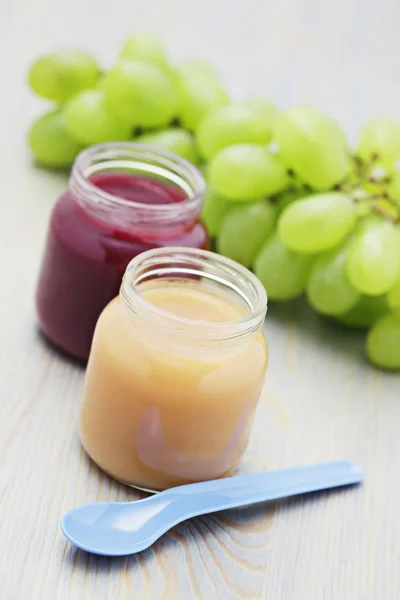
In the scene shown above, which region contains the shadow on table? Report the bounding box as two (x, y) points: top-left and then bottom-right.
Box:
(35, 327), (87, 370)
(267, 296), (368, 365)
(62, 526), (181, 572)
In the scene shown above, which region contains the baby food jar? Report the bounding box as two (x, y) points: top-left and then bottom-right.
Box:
(80, 247), (268, 491)
(36, 143), (207, 360)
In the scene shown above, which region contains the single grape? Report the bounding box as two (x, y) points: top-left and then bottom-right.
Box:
(358, 117), (400, 166)
(306, 243), (360, 315)
(136, 129), (198, 164)
(28, 111), (83, 168)
(254, 233), (314, 300)
(120, 33), (168, 70)
(366, 313), (400, 370)
(346, 217), (400, 296)
(201, 189), (233, 237)
(175, 59), (219, 82)
(273, 105), (350, 189)
(28, 50), (99, 103)
(196, 104), (272, 160)
(177, 72), (229, 131)
(388, 276), (400, 312)
(104, 60), (179, 127)
(336, 295), (389, 329)
(278, 192), (356, 254)
(242, 99), (278, 129)
(209, 145), (289, 202)
(217, 201), (276, 267)
(280, 104), (346, 146)
(63, 89), (131, 145)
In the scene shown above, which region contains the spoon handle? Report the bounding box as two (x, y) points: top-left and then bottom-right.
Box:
(164, 461), (362, 517)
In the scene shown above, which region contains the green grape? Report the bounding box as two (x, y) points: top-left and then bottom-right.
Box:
(201, 189), (233, 237)
(136, 129), (198, 164)
(254, 233), (314, 300)
(175, 59), (219, 81)
(358, 117), (400, 166)
(388, 276), (400, 312)
(217, 201), (276, 267)
(346, 217), (400, 296)
(177, 72), (229, 131)
(209, 145), (289, 202)
(28, 111), (83, 168)
(63, 89), (131, 145)
(306, 243), (360, 315)
(196, 104), (272, 160)
(336, 294), (389, 329)
(104, 60), (179, 127)
(242, 99), (278, 129)
(120, 33), (168, 70)
(28, 50), (99, 103)
(278, 192), (356, 254)
(273, 105), (350, 189)
(366, 313), (400, 370)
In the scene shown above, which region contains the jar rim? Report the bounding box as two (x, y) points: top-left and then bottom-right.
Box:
(120, 247), (268, 342)
(70, 142), (206, 231)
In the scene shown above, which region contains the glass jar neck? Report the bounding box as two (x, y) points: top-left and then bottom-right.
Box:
(69, 143), (205, 237)
(120, 248), (268, 346)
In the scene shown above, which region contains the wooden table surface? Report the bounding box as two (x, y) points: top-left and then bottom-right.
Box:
(1, 0), (399, 598)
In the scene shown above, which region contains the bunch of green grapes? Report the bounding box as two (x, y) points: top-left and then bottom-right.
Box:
(27, 33), (228, 167)
(201, 107), (400, 371)
(27, 35), (400, 370)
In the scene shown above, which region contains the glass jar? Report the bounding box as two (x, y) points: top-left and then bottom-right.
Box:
(79, 247), (268, 491)
(36, 143), (207, 360)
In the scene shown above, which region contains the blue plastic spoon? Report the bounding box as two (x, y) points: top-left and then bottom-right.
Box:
(61, 460), (362, 556)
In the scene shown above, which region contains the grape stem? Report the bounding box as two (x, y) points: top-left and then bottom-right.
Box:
(338, 154), (400, 226)
(275, 156), (399, 226)
(371, 203), (399, 223)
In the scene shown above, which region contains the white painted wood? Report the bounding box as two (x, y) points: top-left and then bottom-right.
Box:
(0, 0), (399, 598)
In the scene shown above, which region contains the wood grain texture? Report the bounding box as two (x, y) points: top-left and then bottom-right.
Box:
(0, 0), (399, 598)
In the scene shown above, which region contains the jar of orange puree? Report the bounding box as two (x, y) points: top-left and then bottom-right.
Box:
(80, 247), (268, 491)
